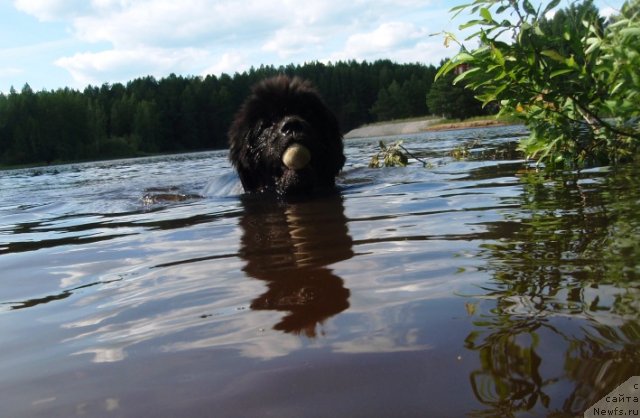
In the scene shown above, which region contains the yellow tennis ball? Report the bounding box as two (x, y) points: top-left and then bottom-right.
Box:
(282, 143), (311, 170)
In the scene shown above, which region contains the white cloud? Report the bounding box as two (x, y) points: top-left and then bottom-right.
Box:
(201, 52), (250, 77)
(600, 7), (617, 18)
(392, 39), (454, 65)
(262, 26), (326, 59)
(12, 0), (458, 87)
(71, 0), (294, 48)
(326, 21), (444, 65)
(13, 0), (89, 21)
(56, 47), (212, 86)
(344, 22), (428, 57)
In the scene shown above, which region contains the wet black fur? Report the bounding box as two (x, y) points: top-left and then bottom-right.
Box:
(228, 75), (345, 195)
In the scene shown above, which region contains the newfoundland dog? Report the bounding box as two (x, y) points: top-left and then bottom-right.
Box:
(228, 75), (345, 196)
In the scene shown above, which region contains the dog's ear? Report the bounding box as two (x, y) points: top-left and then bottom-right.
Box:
(228, 86), (266, 164)
(229, 127), (261, 192)
(318, 106), (345, 179)
(228, 121), (248, 166)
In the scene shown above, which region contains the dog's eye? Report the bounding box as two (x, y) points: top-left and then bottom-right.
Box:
(281, 118), (306, 134)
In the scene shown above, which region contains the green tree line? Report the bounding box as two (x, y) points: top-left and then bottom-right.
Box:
(1, 59), (475, 167)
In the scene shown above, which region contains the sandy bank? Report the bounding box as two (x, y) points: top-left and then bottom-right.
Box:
(344, 117), (511, 139)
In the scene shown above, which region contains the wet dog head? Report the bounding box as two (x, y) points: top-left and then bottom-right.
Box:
(228, 76), (345, 196)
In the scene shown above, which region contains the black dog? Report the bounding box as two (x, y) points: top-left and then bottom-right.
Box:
(228, 75), (345, 196)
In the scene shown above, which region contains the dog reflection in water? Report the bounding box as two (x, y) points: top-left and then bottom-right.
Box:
(239, 194), (353, 337)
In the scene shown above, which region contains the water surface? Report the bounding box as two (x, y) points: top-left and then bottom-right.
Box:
(1, 126), (639, 417)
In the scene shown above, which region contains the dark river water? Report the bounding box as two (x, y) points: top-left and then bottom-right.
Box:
(1, 126), (639, 417)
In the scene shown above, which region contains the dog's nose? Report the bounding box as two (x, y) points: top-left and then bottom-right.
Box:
(280, 116), (307, 135)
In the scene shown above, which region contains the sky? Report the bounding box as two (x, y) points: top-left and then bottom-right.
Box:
(0, 0), (625, 93)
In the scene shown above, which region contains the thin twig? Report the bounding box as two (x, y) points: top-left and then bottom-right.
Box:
(398, 145), (429, 167)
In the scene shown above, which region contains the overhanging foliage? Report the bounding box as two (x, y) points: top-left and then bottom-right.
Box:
(438, 0), (640, 169)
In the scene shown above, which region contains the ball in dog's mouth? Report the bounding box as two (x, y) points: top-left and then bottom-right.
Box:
(282, 143), (311, 170)
(279, 143), (315, 195)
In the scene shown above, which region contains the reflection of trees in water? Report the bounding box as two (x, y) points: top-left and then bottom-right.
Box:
(239, 194), (353, 337)
(466, 165), (640, 417)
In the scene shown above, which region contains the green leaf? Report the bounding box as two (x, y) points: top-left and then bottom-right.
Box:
(542, 0), (561, 16)
(453, 67), (481, 84)
(549, 68), (574, 78)
(540, 49), (565, 62)
(523, 0), (536, 15)
(608, 18), (630, 29)
(464, 29), (485, 41)
(620, 27), (640, 39)
(492, 83), (507, 97)
(459, 19), (486, 30)
(585, 37), (601, 54)
(449, 3), (471, 13)
(491, 46), (505, 65)
(435, 60), (454, 80)
(611, 81), (625, 95)
(480, 7), (493, 22)
(453, 52), (475, 63)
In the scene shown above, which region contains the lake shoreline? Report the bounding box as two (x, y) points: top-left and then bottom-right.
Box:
(1, 118), (520, 170)
(344, 116), (518, 138)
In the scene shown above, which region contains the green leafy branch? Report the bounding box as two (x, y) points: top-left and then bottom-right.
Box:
(437, 0), (640, 169)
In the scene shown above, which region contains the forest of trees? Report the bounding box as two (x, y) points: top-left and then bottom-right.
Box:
(0, 59), (489, 167)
